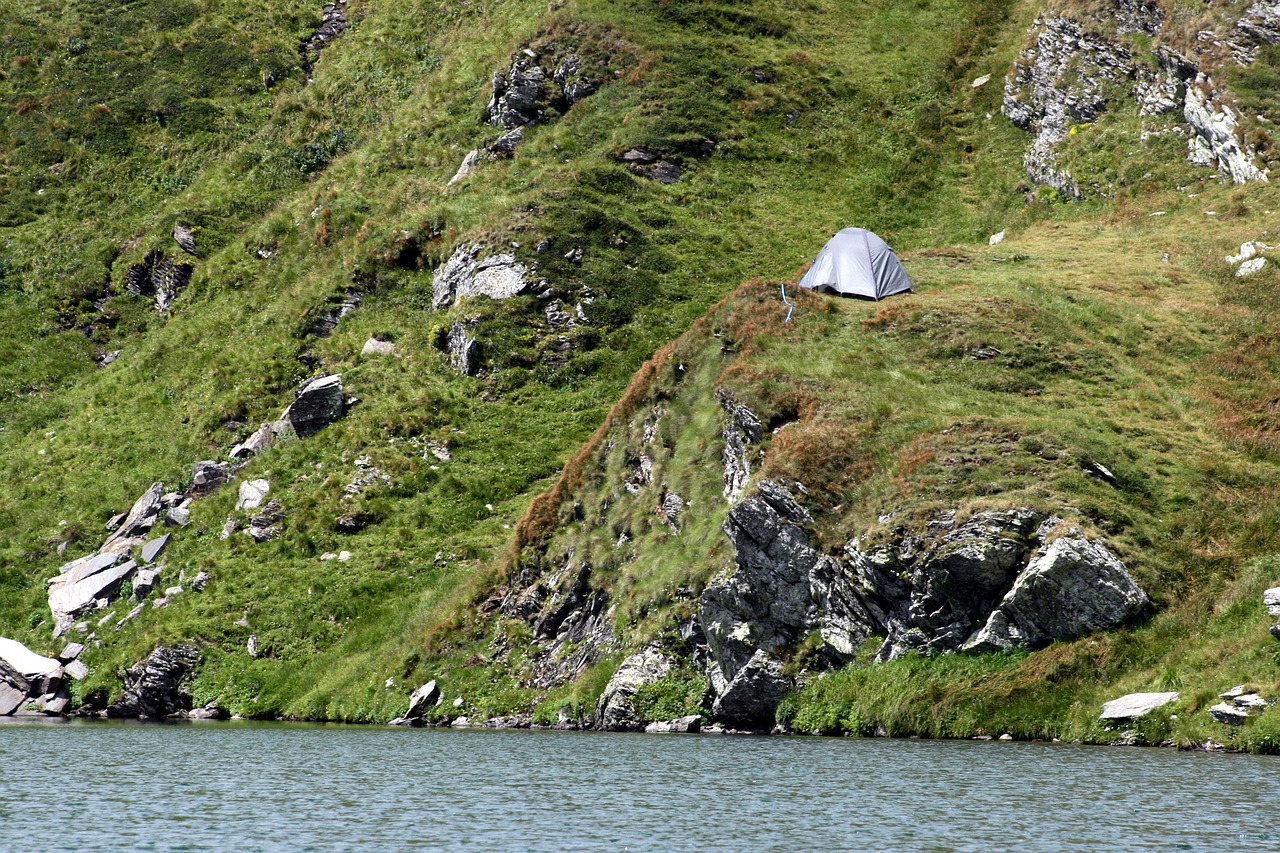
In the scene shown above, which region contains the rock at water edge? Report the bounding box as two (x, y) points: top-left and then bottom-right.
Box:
(595, 648), (672, 732)
(1099, 692), (1179, 721)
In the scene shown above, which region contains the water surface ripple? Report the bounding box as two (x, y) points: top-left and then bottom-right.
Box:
(2, 720), (1277, 851)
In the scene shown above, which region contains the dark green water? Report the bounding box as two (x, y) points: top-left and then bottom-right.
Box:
(2, 719), (1277, 851)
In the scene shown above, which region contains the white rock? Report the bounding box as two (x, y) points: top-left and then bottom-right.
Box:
(1099, 691), (1179, 721)
(1265, 587), (1280, 616)
(338, 551), (352, 562)
(1236, 257), (1267, 277)
(988, 230), (1006, 246)
(236, 479), (270, 510)
(361, 338), (396, 356)
(1225, 242), (1270, 264)
(0, 637), (62, 680)
(971, 74), (991, 88)
(320, 552), (337, 561)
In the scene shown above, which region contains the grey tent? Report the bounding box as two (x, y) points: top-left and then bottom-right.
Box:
(797, 228), (912, 300)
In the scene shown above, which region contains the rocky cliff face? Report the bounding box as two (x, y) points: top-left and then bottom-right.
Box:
(1003, 0), (1276, 194)
(502, 343), (1152, 730)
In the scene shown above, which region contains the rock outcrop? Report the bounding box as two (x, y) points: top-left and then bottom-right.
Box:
(595, 648), (672, 731)
(446, 322), (481, 376)
(124, 250), (194, 313)
(962, 535), (1151, 652)
(106, 645), (201, 718)
(431, 244), (529, 310)
(501, 558), (619, 689)
(1003, 5), (1271, 194)
(683, 482), (1151, 725)
(0, 637), (69, 716)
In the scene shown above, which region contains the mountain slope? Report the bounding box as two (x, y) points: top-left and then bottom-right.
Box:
(2, 0), (1279, 749)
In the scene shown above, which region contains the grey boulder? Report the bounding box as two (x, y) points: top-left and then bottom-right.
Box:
(288, 374), (346, 437)
(710, 649), (790, 729)
(389, 680), (441, 726)
(595, 648), (672, 732)
(963, 534), (1150, 651)
(1099, 692), (1179, 721)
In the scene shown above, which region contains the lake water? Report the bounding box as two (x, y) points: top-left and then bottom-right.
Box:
(2, 720), (1277, 851)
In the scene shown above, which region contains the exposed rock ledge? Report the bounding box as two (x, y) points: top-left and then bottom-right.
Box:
(683, 482), (1150, 728)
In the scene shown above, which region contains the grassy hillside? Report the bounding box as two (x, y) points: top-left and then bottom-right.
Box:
(3, 0), (1279, 747)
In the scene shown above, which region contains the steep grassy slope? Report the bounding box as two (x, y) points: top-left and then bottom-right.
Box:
(1, 0), (1031, 719)
(514, 182), (1280, 747)
(3, 0), (1279, 747)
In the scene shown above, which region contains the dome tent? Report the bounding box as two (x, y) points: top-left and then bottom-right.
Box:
(797, 227), (912, 300)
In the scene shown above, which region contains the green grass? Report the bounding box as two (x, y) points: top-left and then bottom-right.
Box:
(3, 0), (1280, 744)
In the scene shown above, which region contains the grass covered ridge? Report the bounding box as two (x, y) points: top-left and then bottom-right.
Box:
(0, 0), (1278, 750)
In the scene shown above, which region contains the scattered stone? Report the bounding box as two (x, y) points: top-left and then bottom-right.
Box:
(1271, 624), (1280, 642)
(102, 483), (164, 552)
(165, 506), (190, 527)
(104, 512), (127, 532)
(361, 338), (396, 356)
(1226, 242), (1273, 265)
(172, 224), (197, 256)
(220, 517), (237, 540)
(972, 74), (992, 88)
(998, 733), (1013, 741)
(191, 571), (210, 592)
(1209, 702), (1251, 725)
(988, 230), (1006, 246)
(236, 479), (270, 511)
(288, 374), (346, 437)
(115, 602), (145, 630)
(229, 423), (278, 460)
(63, 659), (88, 681)
(132, 568), (161, 599)
(57, 643), (85, 662)
(97, 350), (122, 368)
(1083, 461), (1118, 485)
(141, 534), (170, 564)
(1100, 692), (1179, 721)
(190, 461), (231, 497)
(48, 556), (136, 637)
(247, 634), (258, 658)
(320, 552), (337, 561)
(595, 648), (673, 731)
(246, 501), (285, 542)
(1236, 257), (1267, 277)
(106, 645), (201, 718)
(338, 551), (352, 562)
